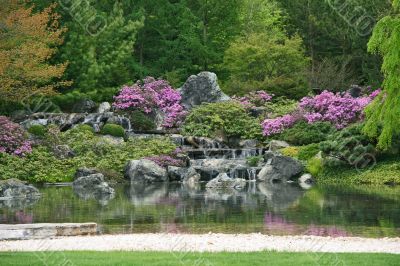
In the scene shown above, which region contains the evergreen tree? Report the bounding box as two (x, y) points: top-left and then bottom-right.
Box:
(363, 0), (400, 150)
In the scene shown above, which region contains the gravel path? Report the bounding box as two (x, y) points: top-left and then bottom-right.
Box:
(1, 234), (400, 253)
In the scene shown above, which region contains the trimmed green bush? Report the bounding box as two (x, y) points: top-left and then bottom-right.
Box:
(129, 110), (156, 131)
(101, 124), (125, 138)
(74, 124), (95, 133)
(28, 125), (47, 137)
(183, 101), (263, 140)
(298, 143), (320, 161)
(278, 121), (336, 145)
(306, 157), (323, 177)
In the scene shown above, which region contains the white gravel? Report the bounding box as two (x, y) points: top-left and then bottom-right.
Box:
(1, 234), (400, 253)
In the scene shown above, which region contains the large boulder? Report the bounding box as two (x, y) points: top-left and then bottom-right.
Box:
(72, 99), (97, 113)
(178, 72), (230, 110)
(269, 140), (290, 151)
(97, 102), (111, 113)
(0, 179), (40, 199)
(298, 173), (315, 190)
(167, 166), (200, 183)
(206, 173), (246, 190)
(73, 173), (115, 204)
(258, 152), (303, 183)
(125, 159), (168, 183)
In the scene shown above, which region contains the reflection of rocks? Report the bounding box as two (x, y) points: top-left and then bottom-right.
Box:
(178, 72), (230, 110)
(206, 173), (246, 190)
(125, 159), (167, 183)
(73, 173), (115, 205)
(126, 182), (168, 204)
(298, 174), (315, 190)
(258, 152), (303, 183)
(258, 182), (304, 210)
(0, 179), (41, 209)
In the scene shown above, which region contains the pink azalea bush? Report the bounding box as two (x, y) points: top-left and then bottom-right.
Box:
(261, 89), (381, 136)
(146, 148), (186, 168)
(0, 116), (32, 156)
(113, 77), (186, 128)
(233, 91), (273, 108)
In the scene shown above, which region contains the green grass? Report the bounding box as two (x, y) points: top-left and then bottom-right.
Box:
(318, 155), (400, 185)
(0, 251), (399, 266)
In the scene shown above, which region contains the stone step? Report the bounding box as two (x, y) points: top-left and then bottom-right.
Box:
(0, 223), (97, 240)
(186, 148), (266, 160)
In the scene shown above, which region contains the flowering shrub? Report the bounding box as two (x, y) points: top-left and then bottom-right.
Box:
(232, 91), (273, 108)
(261, 90), (381, 136)
(113, 77), (186, 128)
(146, 148), (186, 168)
(0, 116), (32, 156)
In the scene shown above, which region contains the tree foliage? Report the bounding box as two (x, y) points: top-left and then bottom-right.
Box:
(0, 1), (68, 102)
(363, 0), (400, 150)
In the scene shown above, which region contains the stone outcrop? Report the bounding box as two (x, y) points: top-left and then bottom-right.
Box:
(258, 152), (303, 183)
(125, 159), (168, 183)
(0, 179), (40, 199)
(72, 99), (97, 113)
(167, 166), (200, 183)
(205, 173), (246, 190)
(178, 72), (230, 110)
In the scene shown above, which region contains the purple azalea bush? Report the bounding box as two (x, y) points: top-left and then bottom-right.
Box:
(113, 77), (186, 128)
(146, 148), (186, 168)
(261, 89), (381, 136)
(233, 91), (273, 108)
(0, 116), (32, 156)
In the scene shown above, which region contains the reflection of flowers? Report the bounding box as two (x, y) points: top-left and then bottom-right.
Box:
(1, 210), (33, 224)
(264, 212), (349, 237)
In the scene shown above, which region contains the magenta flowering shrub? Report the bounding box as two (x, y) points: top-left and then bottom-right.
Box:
(299, 90), (380, 129)
(146, 148), (186, 168)
(0, 116), (32, 156)
(261, 89), (381, 136)
(113, 77), (186, 128)
(233, 91), (273, 108)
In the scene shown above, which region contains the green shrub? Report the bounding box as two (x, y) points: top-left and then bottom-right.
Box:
(298, 143), (320, 161)
(246, 156), (263, 167)
(74, 124), (95, 133)
(100, 124), (125, 138)
(28, 125), (47, 137)
(278, 121), (336, 145)
(306, 157), (323, 176)
(182, 101), (263, 140)
(320, 123), (376, 168)
(280, 146), (299, 158)
(265, 97), (298, 118)
(129, 110), (156, 131)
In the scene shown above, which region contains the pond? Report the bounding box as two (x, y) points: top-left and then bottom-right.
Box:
(0, 182), (399, 238)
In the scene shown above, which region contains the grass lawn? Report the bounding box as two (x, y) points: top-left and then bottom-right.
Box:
(0, 251), (399, 266)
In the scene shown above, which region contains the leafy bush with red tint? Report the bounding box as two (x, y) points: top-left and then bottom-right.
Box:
(0, 116), (31, 156)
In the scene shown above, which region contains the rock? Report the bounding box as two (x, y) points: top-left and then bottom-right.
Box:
(75, 168), (100, 179)
(269, 140), (290, 151)
(124, 159), (168, 183)
(167, 166), (200, 183)
(205, 173), (246, 190)
(73, 173), (115, 204)
(97, 102), (111, 113)
(239, 139), (260, 148)
(0, 179), (40, 199)
(349, 85), (362, 98)
(299, 174), (315, 190)
(52, 145), (75, 159)
(178, 72), (230, 110)
(72, 99), (97, 113)
(258, 152), (304, 183)
(249, 107), (267, 118)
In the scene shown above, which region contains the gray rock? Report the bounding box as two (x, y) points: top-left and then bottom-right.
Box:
(258, 152), (303, 183)
(53, 145), (75, 159)
(0, 179), (40, 199)
(97, 102), (111, 113)
(125, 159), (168, 183)
(73, 173), (115, 204)
(298, 174), (315, 190)
(269, 140), (290, 151)
(178, 72), (230, 110)
(75, 168), (99, 179)
(239, 139), (261, 148)
(206, 173), (246, 190)
(72, 99), (97, 113)
(167, 166), (200, 183)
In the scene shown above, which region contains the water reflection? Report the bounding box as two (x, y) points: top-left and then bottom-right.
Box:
(0, 182), (399, 238)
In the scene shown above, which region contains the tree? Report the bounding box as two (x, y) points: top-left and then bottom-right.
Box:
(59, 1), (143, 91)
(363, 0), (400, 150)
(223, 0), (309, 98)
(0, 1), (68, 102)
